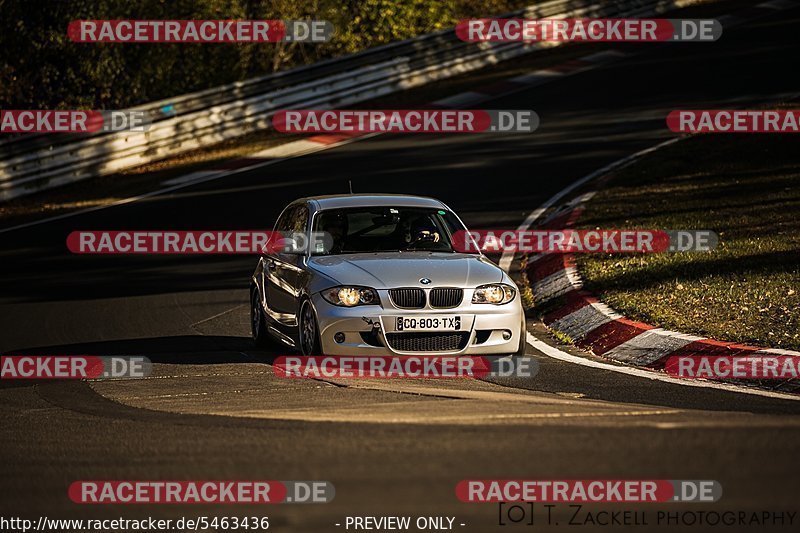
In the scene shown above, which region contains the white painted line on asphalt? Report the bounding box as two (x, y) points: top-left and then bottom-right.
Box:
(0, 133), (378, 235)
(190, 303), (247, 329)
(526, 331), (800, 402)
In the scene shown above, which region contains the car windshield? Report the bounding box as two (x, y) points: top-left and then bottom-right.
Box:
(311, 206), (469, 255)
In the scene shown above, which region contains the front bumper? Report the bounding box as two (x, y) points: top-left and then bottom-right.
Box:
(311, 289), (524, 356)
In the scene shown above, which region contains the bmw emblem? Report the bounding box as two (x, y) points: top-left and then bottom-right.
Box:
(419, 278), (431, 285)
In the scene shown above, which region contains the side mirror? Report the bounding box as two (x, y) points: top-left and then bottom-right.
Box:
(276, 237), (303, 255)
(262, 231), (313, 255)
(261, 234), (303, 256)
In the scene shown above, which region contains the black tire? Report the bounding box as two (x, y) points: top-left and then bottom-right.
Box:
(298, 299), (322, 355)
(513, 313), (527, 356)
(251, 287), (272, 349)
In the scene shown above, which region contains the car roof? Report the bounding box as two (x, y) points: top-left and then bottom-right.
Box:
(301, 194), (449, 211)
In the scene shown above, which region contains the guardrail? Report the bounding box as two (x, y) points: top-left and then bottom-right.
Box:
(0, 0), (694, 202)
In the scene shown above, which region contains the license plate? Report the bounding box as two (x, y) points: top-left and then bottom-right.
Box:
(395, 316), (461, 332)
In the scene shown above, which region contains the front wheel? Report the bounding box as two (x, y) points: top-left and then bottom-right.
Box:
(251, 288), (271, 348)
(298, 299), (322, 355)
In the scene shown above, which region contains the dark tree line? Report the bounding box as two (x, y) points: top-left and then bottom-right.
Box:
(1, 0), (528, 109)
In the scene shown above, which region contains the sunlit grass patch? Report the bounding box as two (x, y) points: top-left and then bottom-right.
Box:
(577, 133), (800, 350)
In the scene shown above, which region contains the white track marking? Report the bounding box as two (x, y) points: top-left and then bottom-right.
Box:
(190, 304), (247, 329)
(508, 136), (800, 401)
(0, 133), (379, 235)
(527, 332), (800, 402)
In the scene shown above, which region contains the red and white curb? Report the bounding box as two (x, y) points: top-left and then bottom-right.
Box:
(525, 329), (800, 401)
(518, 151), (800, 397)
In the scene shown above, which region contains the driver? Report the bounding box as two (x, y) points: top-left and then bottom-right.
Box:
(408, 216), (440, 247)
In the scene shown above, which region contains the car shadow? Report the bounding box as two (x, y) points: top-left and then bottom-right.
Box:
(3, 335), (285, 365)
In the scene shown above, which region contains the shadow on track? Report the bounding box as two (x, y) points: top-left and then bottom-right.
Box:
(4, 334), (283, 365)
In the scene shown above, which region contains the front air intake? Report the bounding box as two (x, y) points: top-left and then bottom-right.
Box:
(385, 332), (469, 352)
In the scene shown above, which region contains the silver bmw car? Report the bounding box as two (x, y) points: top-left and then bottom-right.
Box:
(250, 194), (525, 356)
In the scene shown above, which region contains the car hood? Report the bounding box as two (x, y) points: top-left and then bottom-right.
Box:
(307, 252), (504, 289)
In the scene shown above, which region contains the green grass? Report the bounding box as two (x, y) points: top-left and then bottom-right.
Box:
(517, 256), (536, 311)
(576, 133), (800, 351)
(551, 329), (576, 346)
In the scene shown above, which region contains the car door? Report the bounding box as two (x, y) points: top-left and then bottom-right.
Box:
(265, 204), (308, 327)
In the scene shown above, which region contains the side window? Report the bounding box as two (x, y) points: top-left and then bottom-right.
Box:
(274, 206), (296, 233)
(290, 206), (309, 233)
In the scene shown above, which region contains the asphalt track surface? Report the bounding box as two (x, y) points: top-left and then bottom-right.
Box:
(2, 3), (800, 532)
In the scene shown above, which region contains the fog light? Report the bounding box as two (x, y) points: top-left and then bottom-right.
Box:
(502, 330), (512, 341)
(334, 332), (346, 344)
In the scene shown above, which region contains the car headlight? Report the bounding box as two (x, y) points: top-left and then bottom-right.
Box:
(322, 286), (380, 307)
(472, 284), (516, 304)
